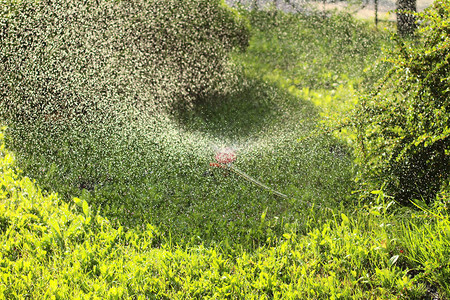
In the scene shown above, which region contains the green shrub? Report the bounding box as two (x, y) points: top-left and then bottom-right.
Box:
(354, 0), (450, 204)
(0, 0), (249, 126)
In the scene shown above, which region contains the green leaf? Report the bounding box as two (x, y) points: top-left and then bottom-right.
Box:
(48, 219), (61, 237)
(82, 200), (90, 218)
(341, 213), (349, 225)
(260, 208), (267, 224)
(73, 197), (82, 207)
(388, 255), (399, 267)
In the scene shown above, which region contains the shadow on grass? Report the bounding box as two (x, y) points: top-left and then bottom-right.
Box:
(170, 78), (319, 142)
(3, 77), (356, 250)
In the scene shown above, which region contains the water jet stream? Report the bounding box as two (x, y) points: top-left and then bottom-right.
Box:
(211, 147), (287, 199)
(210, 161), (288, 198)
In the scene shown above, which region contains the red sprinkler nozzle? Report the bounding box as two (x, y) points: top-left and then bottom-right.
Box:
(214, 147), (236, 164)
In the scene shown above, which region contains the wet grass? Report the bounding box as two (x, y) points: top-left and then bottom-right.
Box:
(2, 8), (450, 298)
(1, 144), (449, 298)
(3, 10), (386, 250)
(6, 77), (354, 250)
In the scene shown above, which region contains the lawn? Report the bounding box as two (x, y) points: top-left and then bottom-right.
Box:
(1, 3), (449, 298)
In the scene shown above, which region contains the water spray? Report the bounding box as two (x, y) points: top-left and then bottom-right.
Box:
(210, 148), (288, 199)
(209, 148), (335, 213)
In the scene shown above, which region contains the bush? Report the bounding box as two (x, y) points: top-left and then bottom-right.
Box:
(0, 0), (249, 126)
(354, 0), (450, 204)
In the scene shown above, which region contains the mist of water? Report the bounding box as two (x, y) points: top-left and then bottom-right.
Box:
(0, 0), (357, 242)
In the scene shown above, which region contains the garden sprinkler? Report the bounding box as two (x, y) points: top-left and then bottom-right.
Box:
(210, 148), (288, 199)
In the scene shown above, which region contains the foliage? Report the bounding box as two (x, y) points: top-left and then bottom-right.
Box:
(2, 5), (449, 298)
(8, 82), (355, 250)
(1, 133), (449, 298)
(400, 192), (450, 296)
(0, 0), (249, 126)
(233, 10), (390, 118)
(1, 9), (364, 249)
(354, 0), (450, 204)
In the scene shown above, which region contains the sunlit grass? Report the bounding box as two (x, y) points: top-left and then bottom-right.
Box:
(5, 12), (373, 248)
(1, 140), (448, 297)
(1, 4), (449, 298)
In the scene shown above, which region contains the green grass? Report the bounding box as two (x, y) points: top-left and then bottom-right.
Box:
(5, 11), (375, 249)
(1, 8), (450, 299)
(7, 79), (353, 250)
(1, 139), (449, 298)
(233, 11), (391, 114)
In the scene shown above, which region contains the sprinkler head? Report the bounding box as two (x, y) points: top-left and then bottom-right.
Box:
(210, 148), (288, 198)
(215, 147), (236, 164)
